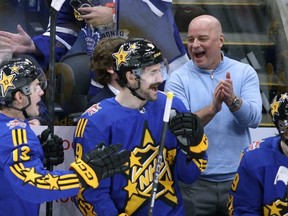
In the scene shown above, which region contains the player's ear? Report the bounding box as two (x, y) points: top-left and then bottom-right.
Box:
(126, 71), (136, 82)
(14, 91), (24, 103)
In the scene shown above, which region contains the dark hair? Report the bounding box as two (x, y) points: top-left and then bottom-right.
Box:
(91, 37), (127, 85)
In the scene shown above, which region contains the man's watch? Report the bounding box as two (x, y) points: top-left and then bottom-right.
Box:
(228, 96), (242, 112)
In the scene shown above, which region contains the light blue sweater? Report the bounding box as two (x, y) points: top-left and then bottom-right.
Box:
(165, 55), (262, 181)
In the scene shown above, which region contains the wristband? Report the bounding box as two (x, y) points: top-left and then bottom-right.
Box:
(189, 134), (208, 153)
(70, 159), (99, 188)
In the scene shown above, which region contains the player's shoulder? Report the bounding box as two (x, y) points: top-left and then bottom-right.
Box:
(0, 118), (29, 132)
(237, 136), (283, 175)
(242, 136), (280, 162)
(245, 136), (278, 152)
(0, 117), (32, 152)
(82, 98), (115, 117)
(79, 97), (132, 126)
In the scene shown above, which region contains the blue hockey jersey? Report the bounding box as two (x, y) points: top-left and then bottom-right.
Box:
(0, 113), (80, 216)
(229, 136), (288, 215)
(73, 92), (208, 215)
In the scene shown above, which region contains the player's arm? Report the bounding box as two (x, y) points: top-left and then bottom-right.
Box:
(228, 151), (263, 215)
(73, 117), (125, 215)
(168, 111), (208, 183)
(3, 127), (129, 204)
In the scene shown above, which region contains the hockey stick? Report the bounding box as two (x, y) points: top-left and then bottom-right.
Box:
(46, 1), (65, 216)
(46, 4), (57, 216)
(148, 92), (174, 216)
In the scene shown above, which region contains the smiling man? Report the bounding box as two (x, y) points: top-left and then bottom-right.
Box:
(165, 15), (262, 216)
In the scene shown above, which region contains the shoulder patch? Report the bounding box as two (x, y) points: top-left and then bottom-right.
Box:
(6, 119), (27, 129)
(85, 103), (102, 116)
(246, 140), (263, 152)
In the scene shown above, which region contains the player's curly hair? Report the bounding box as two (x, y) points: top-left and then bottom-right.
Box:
(90, 37), (127, 86)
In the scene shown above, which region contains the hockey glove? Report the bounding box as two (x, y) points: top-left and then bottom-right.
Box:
(169, 112), (208, 159)
(38, 128), (64, 167)
(70, 143), (130, 189)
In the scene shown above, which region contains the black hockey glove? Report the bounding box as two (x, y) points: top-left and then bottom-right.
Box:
(70, 143), (130, 189)
(169, 112), (208, 159)
(38, 128), (64, 167)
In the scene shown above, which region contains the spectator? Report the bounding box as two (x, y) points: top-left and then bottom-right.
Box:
(87, 37), (126, 107)
(0, 58), (130, 216)
(0, 0), (189, 97)
(72, 38), (208, 216)
(228, 92), (288, 215)
(165, 15), (262, 216)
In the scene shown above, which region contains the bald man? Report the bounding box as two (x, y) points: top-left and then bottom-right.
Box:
(165, 15), (262, 216)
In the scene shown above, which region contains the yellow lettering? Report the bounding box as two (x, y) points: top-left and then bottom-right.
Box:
(75, 143), (83, 160)
(12, 146), (31, 162)
(231, 173), (239, 191)
(20, 146), (30, 161)
(13, 149), (18, 162)
(139, 168), (152, 190)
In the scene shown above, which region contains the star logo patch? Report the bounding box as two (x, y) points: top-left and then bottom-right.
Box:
(112, 46), (130, 70)
(0, 70), (16, 97)
(10, 65), (20, 73)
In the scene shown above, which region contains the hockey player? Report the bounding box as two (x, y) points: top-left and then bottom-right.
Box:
(228, 92), (288, 215)
(72, 38), (208, 215)
(0, 58), (130, 216)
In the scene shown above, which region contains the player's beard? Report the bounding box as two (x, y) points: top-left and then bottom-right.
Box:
(136, 82), (161, 102)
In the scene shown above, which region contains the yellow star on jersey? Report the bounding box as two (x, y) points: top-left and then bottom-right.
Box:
(130, 152), (142, 167)
(0, 71), (16, 97)
(124, 179), (139, 198)
(45, 173), (60, 190)
(112, 46), (130, 70)
(22, 167), (42, 184)
(264, 201), (282, 216)
(159, 174), (174, 194)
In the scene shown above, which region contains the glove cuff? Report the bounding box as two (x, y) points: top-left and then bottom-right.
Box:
(70, 159), (99, 189)
(188, 134), (208, 154)
(180, 134), (208, 159)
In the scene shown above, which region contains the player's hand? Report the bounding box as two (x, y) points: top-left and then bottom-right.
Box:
(0, 24), (37, 54)
(38, 128), (64, 167)
(169, 112), (208, 159)
(70, 143), (130, 189)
